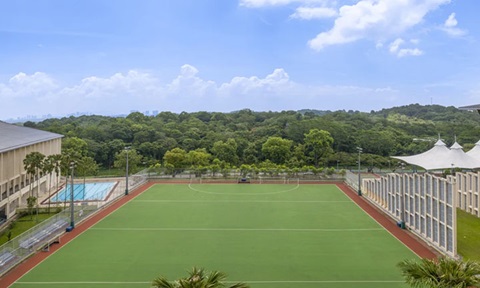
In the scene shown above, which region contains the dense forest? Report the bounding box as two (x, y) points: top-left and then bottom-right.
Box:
(23, 104), (480, 175)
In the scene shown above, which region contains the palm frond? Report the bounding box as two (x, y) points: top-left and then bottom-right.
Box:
(152, 277), (176, 288)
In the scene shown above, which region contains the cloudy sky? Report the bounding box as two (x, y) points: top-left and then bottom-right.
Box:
(1, 0), (479, 120)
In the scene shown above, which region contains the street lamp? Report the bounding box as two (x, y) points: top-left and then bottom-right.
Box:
(357, 147), (362, 196)
(70, 161), (75, 229)
(125, 147), (131, 196)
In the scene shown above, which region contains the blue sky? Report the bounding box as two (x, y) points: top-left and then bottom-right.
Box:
(1, 0), (479, 120)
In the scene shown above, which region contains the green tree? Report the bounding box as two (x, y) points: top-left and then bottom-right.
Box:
(304, 129), (333, 168)
(26, 196), (37, 220)
(51, 154), (62, 191)
(152, 267), (249, 288)
(187, 148), (212, 167)
(398, 257), (480, 288)
(77, 156), (99, 199)
(212, 139), (238, 165)
(114, 149), (142, 174)
(261, 137), (292, 165)
(23, 151), (45, 216)
(43, 155), (57, 213)
(62, 137), (89, 157)
(163, 148), (188, 175)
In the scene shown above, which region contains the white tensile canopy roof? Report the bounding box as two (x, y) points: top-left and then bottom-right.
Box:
(466, 140), (480, 159)
(392, 139), (480, 170)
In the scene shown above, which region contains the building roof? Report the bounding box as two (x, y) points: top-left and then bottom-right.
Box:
(458, 104), (480, 114)
(392, 139), (480, 170)
(0, 121), (63, 153)
(466, 140), (480, 159)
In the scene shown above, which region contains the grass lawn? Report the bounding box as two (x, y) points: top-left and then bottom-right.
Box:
(0, 212), (59, 245)
(456, 208), (480, 261)
(12, 184), (416, 288)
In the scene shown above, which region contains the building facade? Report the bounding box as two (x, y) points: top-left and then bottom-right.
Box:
(0, 122), (63, 220)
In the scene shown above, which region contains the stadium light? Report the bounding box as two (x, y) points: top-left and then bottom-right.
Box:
(357, 147), (362, 196)
(70, 161), (75, 229)
(125, 147), (130, 196)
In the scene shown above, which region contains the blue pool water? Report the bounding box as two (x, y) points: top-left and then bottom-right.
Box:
(50, 182), (117, 202)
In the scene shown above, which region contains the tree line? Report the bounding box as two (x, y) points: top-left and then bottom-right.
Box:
(23, 104), (480, 175)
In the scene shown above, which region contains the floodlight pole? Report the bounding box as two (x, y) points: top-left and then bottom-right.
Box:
(70, 161), (75, 229)
(357, 147), (362, 196)
(125, 147), (130, 196)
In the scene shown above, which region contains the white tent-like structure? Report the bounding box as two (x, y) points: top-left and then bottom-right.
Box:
(392, 139), (480, 171)
(466, 140), (480, 159)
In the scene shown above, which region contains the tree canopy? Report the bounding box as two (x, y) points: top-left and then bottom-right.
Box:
(27, 104), (480, 173)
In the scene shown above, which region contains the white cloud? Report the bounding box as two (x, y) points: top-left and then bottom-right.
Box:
(60, 70), (160, 101)
(0, 66), (405, 120)
(444, 12), (457, 27)
(0, 72), (58, 100)
(308, 0), (450, 51)
(167, 64), (216, 98)
(441, 12), (467, 37)
(389, 38), (423, 57)
(219, 68), (292, 96)
(241, 0), (453, 54)
(290, 6), (337, 19)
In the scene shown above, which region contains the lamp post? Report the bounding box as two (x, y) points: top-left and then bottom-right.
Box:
(125, 147), (130, 196)
(70, 161), (75, 229)
(337, 160), (340, 171)
(357, 147), (362, 196)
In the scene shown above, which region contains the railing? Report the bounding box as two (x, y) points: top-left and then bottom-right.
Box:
(0, 169), (148, 276)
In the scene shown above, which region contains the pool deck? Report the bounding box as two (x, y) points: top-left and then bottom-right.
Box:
(39, 180), (121, 205)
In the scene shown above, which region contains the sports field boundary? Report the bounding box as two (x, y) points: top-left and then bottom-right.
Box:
(0, 182), (155, 288)
(336, 182), (438, 259)
(0, 181), (438, 287)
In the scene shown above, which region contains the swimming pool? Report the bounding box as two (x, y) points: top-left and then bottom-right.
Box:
(49, 182), (117, 202)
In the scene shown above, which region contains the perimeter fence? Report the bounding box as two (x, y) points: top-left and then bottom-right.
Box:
(0, 169), (148, 276)
(358, 172), (456, 257)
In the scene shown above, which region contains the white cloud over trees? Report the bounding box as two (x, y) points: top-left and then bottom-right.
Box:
(0, 65), (401, 119)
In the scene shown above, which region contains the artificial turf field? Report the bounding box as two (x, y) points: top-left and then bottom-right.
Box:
(11, 183), (418, 288)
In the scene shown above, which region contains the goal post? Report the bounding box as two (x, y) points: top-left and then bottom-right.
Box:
(189, 178), (202, 184)
(286, 178), (300, 185)
(258, 177), (299, 184)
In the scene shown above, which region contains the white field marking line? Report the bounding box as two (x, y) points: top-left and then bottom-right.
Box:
(7, 184), (155, 288)
(334, 185), (421, 258)
(132, 199), (353, 203)
(90, 227), (384, 232)
(188, 183), (300, 195)
(15, 280), (404, 285)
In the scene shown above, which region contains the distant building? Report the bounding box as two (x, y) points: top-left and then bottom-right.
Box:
(0, 122), (63, 220)
(459, 104), (480, 114)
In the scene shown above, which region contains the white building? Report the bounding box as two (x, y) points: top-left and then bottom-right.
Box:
(0, 122), (63, 220)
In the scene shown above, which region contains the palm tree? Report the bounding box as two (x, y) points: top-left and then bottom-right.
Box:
(52, 154), (62, 190)
(398, 257), (480, 288)
(23, 154), (37, 198)
(43, 155), (56, 213)
(152, 267), (249, 288)
(23, 152), (45, 220)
